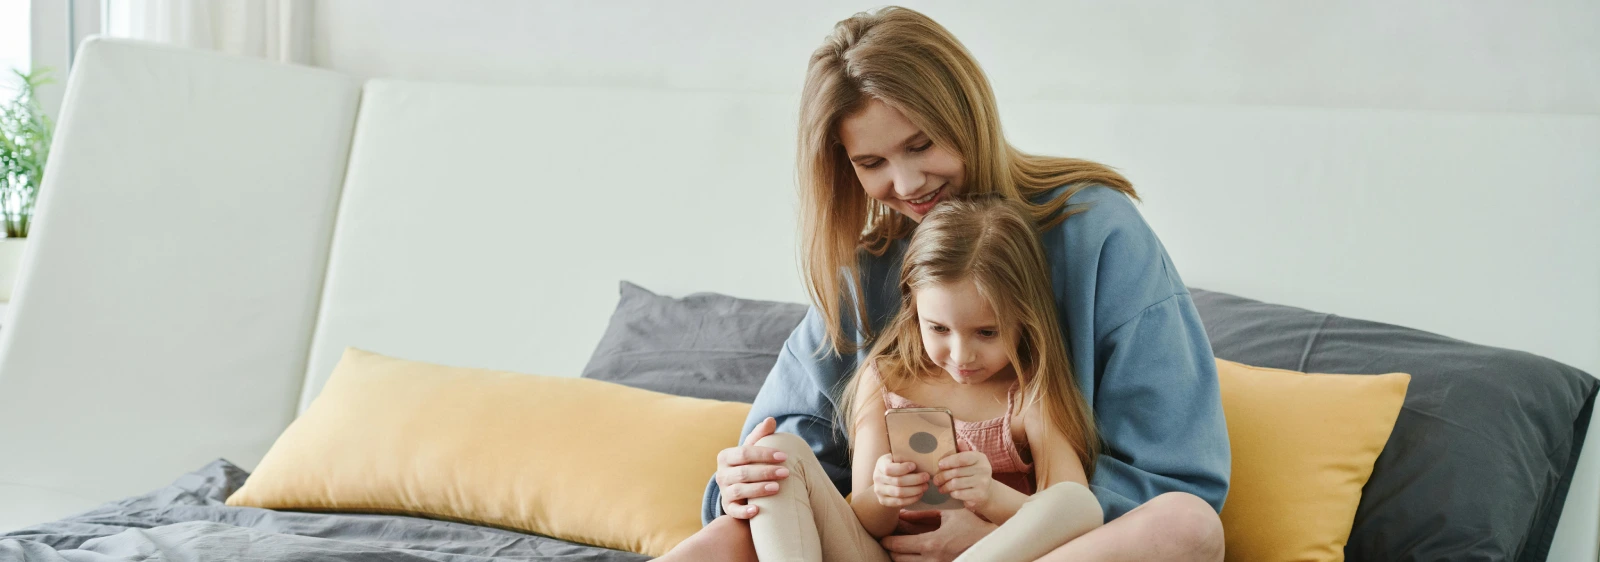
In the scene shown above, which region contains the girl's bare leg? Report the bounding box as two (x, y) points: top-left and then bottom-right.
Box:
(953, 482), (1102, 562)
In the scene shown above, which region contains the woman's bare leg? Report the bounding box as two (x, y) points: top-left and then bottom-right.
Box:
(1035, 492), (1223, 562)
(654, 514), (757, 562)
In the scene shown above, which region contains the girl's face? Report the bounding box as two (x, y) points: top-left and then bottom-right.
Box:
(915, 278), (1015, 385)
(837, 98), (965, 223)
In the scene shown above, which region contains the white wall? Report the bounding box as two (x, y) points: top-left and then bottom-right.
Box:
(0, 2), (29, 82)
(309, 1), (1600, 376)
(312, 0), (1600, 115)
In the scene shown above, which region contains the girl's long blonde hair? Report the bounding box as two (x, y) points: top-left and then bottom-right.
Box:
(840, 197), (1100, 480)
(800, 6), (1137, 354)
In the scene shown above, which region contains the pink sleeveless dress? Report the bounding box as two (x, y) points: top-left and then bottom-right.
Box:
(884, 383), (1035, 495)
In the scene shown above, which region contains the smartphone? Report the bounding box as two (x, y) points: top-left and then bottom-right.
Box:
(884, 407), (962, 510)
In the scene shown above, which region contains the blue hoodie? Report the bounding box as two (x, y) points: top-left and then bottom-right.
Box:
(703, 185), (1231, 523)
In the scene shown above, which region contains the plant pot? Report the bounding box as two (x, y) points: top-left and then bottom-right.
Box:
(0, 237), (26, 302)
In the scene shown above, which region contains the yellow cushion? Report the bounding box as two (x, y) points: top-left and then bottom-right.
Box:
(227, 348), (751, 556)
(1216, 358), (1409, 562)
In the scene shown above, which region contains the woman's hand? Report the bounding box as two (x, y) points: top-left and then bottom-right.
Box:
(933, 447), (993, 511)
(715, 417), (791, 519)
(882, 508), (996, 562)
(873, 453), (930, 507)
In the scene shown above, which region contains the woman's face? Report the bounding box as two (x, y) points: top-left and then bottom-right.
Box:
(837, 98), (965, 223)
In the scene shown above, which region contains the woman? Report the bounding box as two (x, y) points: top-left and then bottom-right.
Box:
(663, 7), (1228, 561)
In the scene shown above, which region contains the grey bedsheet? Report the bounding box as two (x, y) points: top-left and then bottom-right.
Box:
(0, 460), (650, 562)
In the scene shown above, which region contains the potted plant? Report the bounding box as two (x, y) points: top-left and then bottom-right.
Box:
(0, 68), (53, 302)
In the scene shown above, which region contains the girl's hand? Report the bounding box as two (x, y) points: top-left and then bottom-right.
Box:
(873, 453), (930, 507)
(715, 417), (791, 519)
(934, 444), (994, 511)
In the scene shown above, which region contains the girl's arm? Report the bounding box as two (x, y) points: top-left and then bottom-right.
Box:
(956, 458), (1027, 524)
(849, 365), (915, 538)
(981, 408), (1091, 524)
(1026, 409), (1092, 489)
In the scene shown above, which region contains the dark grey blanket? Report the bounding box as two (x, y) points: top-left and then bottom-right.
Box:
(0, 460), (650, 562)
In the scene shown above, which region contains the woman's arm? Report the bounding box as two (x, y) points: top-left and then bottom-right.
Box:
(1046, 185), (1230, 519)
(702, 306), (859, 524)
(701, 243), (908, 525)
(1087, 299), (1229, 517)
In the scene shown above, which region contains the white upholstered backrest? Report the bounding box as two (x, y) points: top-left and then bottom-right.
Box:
(298, 81), (808, 409)
(0, 39), (359, 529)
(304, 79), (1600, 399)
(1000, 102), (1600, 377)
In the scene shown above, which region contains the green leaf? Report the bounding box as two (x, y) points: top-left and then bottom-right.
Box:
(0, 67), (54, 237)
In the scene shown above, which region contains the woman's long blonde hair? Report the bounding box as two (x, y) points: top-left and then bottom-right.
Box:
(800, 6), (1137, 353)
(840, 197), (1099, 480)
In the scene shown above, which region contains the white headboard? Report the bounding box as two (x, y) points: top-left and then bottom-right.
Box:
(302, 81), (1600, 393)
(1002, 101), (1600, 377)
(298, 81), (809, 409)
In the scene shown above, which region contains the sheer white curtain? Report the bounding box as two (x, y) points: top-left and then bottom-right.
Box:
(103, 0), (313, 64)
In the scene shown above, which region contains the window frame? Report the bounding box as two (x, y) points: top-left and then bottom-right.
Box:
(28, 0), (102, 119)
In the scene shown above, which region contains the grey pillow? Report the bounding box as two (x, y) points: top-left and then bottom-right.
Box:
(1192, 288), (1597, 562)
(580, 281), (808, 403)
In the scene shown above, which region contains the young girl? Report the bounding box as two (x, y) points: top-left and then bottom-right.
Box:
(744, 196), (1105, 562)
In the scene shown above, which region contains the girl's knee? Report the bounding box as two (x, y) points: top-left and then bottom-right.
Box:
(1038, 481), (1096, 503)
(1029, 482), (1104, 525)
(754, 432), (812, 458)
